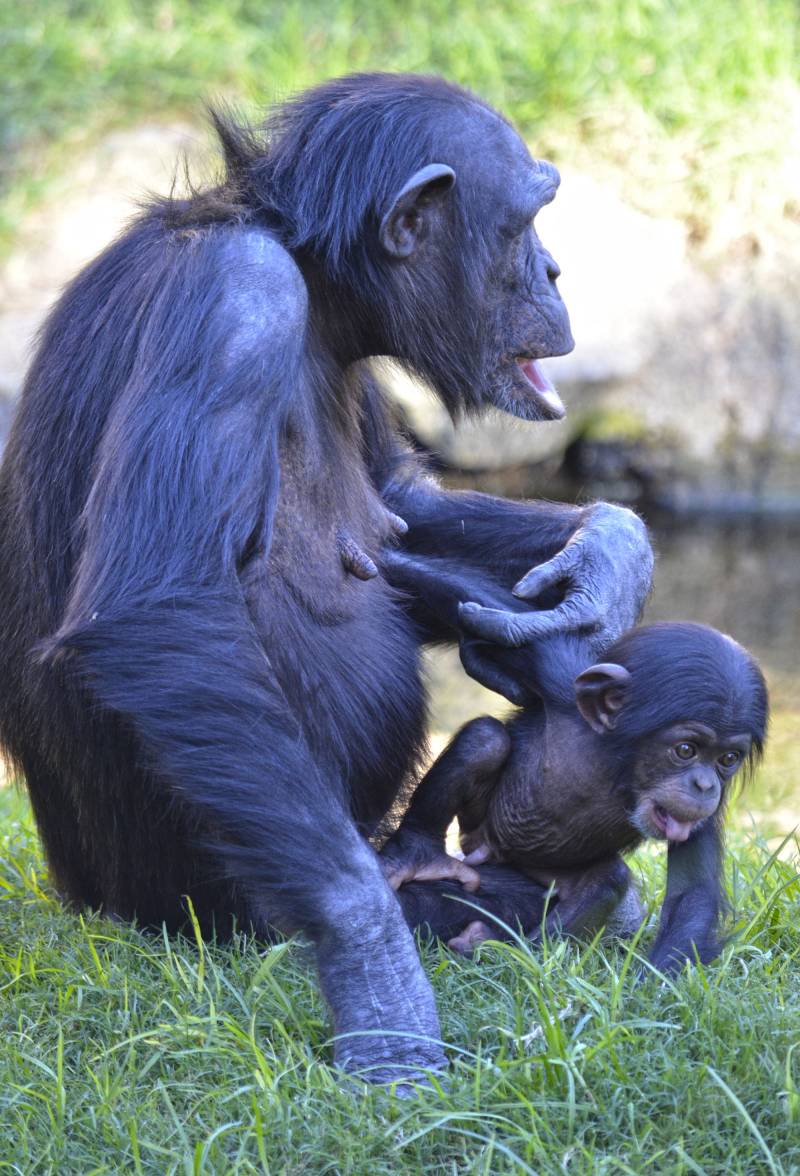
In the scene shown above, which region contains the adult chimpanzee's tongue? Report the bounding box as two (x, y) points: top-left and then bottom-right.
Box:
(664, 814), (694, 842)
(517, 359), (566, 419)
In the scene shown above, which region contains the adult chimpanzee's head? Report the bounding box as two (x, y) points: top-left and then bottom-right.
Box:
(573, 622), (769, 843)
(216, 73), (573, 420)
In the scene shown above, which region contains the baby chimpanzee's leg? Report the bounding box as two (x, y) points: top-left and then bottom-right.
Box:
(448, 858), (643, 955)
(530, 857), (636, 943)
(396, 863), (549, 944)
(380, 717), (511, 892)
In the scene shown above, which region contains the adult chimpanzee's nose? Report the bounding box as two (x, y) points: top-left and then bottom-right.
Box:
(544, 250), (561, 283)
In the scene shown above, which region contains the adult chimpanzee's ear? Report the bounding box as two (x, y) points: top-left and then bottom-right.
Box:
(379, 164), (456, 258)
(574, 663), (632, 734)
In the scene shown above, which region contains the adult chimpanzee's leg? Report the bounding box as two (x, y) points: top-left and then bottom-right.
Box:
(30, 223), (444, 1083)
(54, 591), (443, 1080)
(21, 757), (103, 911)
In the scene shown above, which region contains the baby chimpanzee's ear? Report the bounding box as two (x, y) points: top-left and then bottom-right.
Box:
(574, 663), (632, 733)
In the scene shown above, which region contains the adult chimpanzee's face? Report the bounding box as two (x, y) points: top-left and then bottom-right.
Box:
(475, 126), (574, 422)
(377, 110), (574, 421)
(629, 723), (752, 843)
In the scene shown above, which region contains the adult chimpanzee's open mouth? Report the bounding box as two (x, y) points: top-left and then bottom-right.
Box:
(515, 357), (566, 420)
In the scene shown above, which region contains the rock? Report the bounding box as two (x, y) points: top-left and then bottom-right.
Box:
(0, 391), (14, 450)
(0, 122), (207, 399)
(382, 171), (693, 472)
(1, 126), (799, 497)
(379, 360), (572, 470)
(386, 169), (800, 495)
(539, 171), (690, 384)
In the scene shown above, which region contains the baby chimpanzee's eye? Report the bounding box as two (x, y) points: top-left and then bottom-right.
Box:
(717, 751), (741, 769)
(674, 742), (696, 760)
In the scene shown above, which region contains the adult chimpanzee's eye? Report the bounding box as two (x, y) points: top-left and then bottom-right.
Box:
(674, 742), (696, 760)
(718, 751), (741, 769)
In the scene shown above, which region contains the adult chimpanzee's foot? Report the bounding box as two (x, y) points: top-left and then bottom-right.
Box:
(315, 887), (446, 1086)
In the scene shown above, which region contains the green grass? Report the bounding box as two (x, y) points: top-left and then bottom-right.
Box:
(1, 782), (798, 1174)
(1, 0), (799, 248)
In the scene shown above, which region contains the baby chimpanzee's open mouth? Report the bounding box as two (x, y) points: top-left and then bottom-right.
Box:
(652, 804), (695, 842)
(515, 358), (566, 420)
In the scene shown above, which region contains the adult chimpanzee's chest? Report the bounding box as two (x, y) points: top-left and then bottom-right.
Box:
(243, 438), (427, 829)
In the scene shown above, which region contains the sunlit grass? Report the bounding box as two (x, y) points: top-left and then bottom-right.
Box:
(1, 0), (798, 249)
(0, 782), (797, 1173)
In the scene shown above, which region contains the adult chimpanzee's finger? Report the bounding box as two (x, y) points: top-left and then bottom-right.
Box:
(459, 600), (578, 646)
(458, 603), (533, 646)
(512, 547), (575, 600)
(459, 598), (601, 647)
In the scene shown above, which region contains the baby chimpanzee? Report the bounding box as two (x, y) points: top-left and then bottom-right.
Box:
(383, 621), (768, 973)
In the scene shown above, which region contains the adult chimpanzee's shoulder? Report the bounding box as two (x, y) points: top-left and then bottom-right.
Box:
(157, 219), (309, 360)
(216, 227), (307, 333)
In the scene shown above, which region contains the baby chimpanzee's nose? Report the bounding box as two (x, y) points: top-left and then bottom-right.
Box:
(690, 769), (717, 794)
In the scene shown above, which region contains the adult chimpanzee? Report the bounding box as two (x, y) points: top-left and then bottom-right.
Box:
(0, 74), (652, 1084)
(383, 612), (768, 971)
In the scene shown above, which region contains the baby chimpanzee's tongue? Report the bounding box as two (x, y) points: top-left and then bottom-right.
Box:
(664, 814), (694, 842)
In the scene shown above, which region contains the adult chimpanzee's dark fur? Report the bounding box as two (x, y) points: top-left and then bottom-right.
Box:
(0, 73), (652, 1083)
(383, 613), (768, 973)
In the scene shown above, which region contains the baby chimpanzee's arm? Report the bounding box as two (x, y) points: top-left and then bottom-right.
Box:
(380, 716), (511, 892)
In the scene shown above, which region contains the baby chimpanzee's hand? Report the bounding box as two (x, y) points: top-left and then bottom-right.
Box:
(380, 827), (482, 893)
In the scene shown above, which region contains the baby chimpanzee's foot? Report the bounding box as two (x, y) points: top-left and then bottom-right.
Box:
(447, 919), (494, 954)
(380, 828), (482, 893)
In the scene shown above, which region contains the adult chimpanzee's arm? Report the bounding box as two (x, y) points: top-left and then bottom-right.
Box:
(42, 228), (445, 1084)
(393, 478), (653, 657)
(361, 373), (653, 659)
(647, 819), (726, 973)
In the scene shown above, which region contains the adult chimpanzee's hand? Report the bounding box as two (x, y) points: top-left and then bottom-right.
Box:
(458, 503), (653, 657)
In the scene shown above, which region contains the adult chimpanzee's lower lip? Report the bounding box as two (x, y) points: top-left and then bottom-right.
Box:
(653, 804), (695, 842)
(515, 358), (566, 420)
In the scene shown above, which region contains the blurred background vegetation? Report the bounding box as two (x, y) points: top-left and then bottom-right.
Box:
(1, 0), (798, 243)
(0, 0), (797, 832)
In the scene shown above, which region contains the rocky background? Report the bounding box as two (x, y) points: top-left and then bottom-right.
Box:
(2, 111), (798, 512)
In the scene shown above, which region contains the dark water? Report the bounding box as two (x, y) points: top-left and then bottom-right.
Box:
(642, 516), (800, 685)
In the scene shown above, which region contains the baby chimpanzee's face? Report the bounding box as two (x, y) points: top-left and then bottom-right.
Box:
(628, 722), (752, 843)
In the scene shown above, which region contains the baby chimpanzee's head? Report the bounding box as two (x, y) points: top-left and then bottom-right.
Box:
(573, 622), (768, 842)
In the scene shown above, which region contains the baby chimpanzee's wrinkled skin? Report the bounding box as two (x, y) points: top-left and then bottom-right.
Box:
(383, 621), (768, 973)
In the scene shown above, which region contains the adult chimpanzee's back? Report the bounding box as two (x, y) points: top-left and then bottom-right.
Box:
(0, 217), (277, 929)
(0, 73), (654, 1084)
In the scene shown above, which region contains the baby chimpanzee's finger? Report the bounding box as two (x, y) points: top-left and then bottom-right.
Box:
(384, 854), (481, 894)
